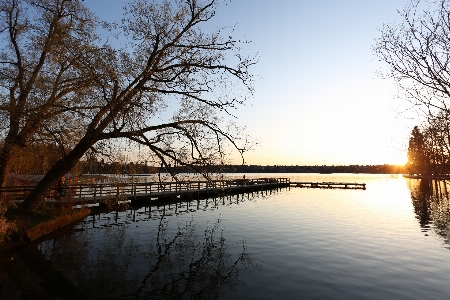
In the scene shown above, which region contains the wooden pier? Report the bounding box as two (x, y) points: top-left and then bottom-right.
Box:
(2, 178), (291, 205)
(1, 178), (368, 208)
(291, 182), (366, 190)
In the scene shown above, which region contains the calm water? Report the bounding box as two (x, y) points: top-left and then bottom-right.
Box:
(1, 173), (450, 299)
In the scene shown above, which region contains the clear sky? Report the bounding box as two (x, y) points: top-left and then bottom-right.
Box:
(85, 0), (415, 166)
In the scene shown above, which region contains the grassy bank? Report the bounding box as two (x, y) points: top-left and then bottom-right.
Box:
(0, 201), (90, 251)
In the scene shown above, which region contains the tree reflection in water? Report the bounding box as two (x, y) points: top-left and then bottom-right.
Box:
(135, 215), (257, 300)
(409, 179), (450, 248)
(8, 208), (260, 300)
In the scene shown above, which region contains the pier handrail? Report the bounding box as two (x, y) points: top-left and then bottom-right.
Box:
(0, 177), (291, 202)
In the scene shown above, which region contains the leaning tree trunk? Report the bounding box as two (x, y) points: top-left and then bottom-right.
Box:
(0, 141), (20, 203)
(0, 150), (12, 188)
(0, 141), (18, 188)
(18, 137), (94, 214)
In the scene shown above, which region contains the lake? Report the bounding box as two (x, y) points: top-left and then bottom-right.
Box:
(1, 173), (450, 299)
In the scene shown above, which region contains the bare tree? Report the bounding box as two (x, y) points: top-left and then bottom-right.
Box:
(374, 0), (450, 175)
(0, 0), (101, 188)
(18, 0), (256, 213)
(374, 0), (450, 116)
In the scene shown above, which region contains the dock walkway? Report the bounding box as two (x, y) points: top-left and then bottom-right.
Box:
(2, 178), (291, 205)
(2, 178), (367, 207)
(291, 182), (366, 190)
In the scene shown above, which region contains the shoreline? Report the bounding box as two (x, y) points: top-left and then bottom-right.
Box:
(403, 174), (450, 180)
(1, 207), (91, 253)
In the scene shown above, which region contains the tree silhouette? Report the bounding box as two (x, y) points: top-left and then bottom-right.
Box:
(407, 126), (429, 175)
(12, 0), (256, 214)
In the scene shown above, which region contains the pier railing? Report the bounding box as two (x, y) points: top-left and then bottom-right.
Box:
(0, 177), (291, 203)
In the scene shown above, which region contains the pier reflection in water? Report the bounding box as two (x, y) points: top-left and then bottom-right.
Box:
(2, 191), (267, 300)
(40, 217), (258, 299)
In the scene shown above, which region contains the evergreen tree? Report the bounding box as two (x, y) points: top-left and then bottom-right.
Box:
(407, 126), (429, 175)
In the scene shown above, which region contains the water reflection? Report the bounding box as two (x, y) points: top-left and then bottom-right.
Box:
(1, 193), (264, 299)
(134, 216), (258, 300)
(409, 178), (450, 247)
(2, 175), (450, 300)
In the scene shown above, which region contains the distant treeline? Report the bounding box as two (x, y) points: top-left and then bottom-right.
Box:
(158, 164), (406, 174)
(82, 161), (158, 175)
(5, 151), (407, 176)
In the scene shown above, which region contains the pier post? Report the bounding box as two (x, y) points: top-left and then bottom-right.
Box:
(149, 182), (152, 206)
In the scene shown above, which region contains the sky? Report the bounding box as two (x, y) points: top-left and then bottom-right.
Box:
(85, 0), (416, 166)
